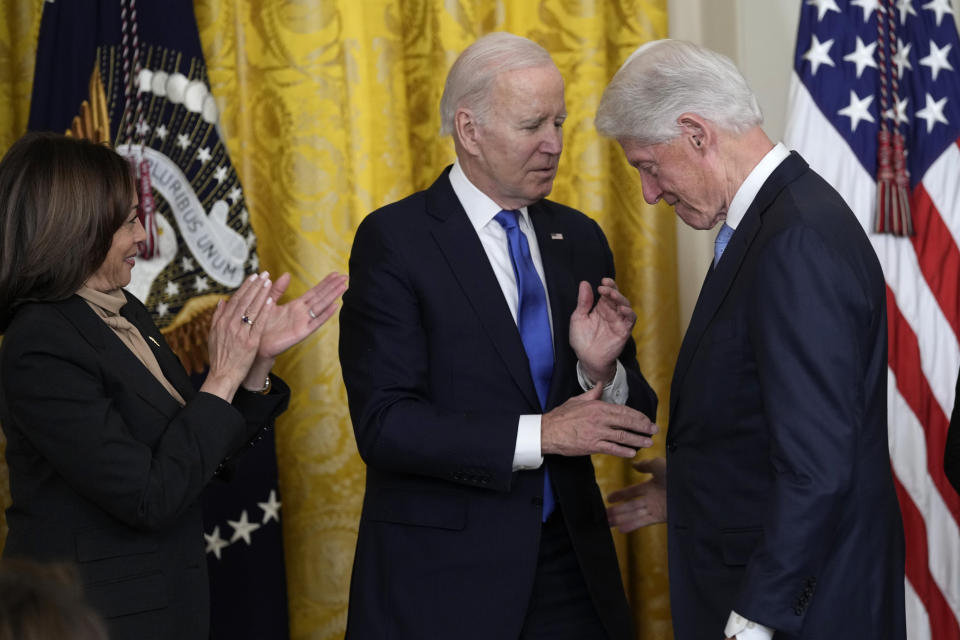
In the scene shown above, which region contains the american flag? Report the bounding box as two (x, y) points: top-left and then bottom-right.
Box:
(784, 0), (960, 637)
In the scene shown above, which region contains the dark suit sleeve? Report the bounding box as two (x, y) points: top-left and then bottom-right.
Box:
(1, 311), (287, 532)
(733, 226), (878, 631)
(946, 368), (960, 494)
(339, 215), (519, 492)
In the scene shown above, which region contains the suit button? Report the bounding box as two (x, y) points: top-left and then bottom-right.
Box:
(794, 606), (803, 616)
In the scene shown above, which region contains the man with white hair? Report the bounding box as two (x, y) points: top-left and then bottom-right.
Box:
(597, 40), (906, 640)
(340, 32), (659, 639)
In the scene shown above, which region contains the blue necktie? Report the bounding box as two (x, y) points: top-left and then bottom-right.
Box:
(494, 210), (556, 521)
(714, 223), (735, 267)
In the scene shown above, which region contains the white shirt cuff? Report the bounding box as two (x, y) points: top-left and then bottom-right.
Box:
(576, 359), (628, 405)
(724, 610), (774, 640)
(512, 414), (543, 470)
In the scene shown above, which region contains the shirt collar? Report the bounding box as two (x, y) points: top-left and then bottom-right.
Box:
(449, 160), (532, 231)
(724, 142), (790, 231)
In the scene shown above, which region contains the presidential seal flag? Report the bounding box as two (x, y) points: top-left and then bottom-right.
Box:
(785, 0), (960, 637)
(27, 1), (289, 636)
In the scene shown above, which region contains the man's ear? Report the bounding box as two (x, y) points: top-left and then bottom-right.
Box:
(455, 108), (482, 156)
(677, 113), (709, 151)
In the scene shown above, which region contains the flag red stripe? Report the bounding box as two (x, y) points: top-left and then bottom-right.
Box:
(909, 184), (960, 343)
(886, 285), (960, 523)
(894, 475), (960, 640)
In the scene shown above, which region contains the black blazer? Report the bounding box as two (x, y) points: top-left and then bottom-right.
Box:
(339, 167), (657, 639)
(0, 292), (288, 640)
(665, 153), (906, 639)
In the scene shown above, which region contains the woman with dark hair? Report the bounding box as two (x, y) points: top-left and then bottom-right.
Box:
(0, 132), (347, 639)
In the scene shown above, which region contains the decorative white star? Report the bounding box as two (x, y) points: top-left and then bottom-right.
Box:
(227, 510), (261, 546)
(245, 231), (256, 248)
(204, 526), (230, 560)
(195, 275), (210, 292)
(181, 256), (195, 272)
(196, 147), (212, 164)
(214, 166), (228, 184)
(135, 120), (151, 136)
(803, 34), (836, 75)
(837, 90), (876, 132)
(258, 490), (282, 524)
(898, 0), (918, 23)
(165, 280), (180, 296)
(250, 254), (259, 271)
(851, 0), (881, 22)
(176, 134), (191, 150)
(915, 92), (949, 132)
(843, 37), (878, 78)
(156, 301), (169, 317)
(884, 96), (911, 124)
(155, 124), (168, 141)
(922, 0), (954, 26)
(894, 39), (913, 79)
(920, 40), (954, 80)
(806, 0), (841, 21)
(227, 186), (242, 204)
(240, 208), (249, 225)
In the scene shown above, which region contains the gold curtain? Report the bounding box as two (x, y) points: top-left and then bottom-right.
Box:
(0, 1), (678, 638)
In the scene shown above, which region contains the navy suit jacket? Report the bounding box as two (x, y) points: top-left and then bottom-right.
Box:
(339, 167), (657, 639)
(1, 292), (289, 640)
(665, 152), (906, 639)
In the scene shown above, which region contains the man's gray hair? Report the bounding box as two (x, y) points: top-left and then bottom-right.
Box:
(596, 39), (763, 145)
(439, 32), (555, 137)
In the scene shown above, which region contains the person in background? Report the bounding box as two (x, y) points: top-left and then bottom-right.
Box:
(0, 132), (347, 640)
(597, 40), (906, 640)
(339, 32), (659, 640)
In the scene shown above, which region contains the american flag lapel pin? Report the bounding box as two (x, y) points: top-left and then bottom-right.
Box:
(550, 232), (563, 240)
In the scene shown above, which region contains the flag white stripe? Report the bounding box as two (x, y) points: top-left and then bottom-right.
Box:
(906, 577), (934, 640)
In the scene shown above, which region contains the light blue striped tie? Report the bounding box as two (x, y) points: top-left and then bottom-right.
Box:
(714, 223), (735, 267)
(494, 210), (556, 521)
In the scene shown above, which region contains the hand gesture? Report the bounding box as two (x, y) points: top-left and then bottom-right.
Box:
(257, 271), (348, 359)
(541, 384), (657, 458)
(569, 278), (637, 385)
(202, 272), (275, 401)
(606, 457), (667, 533)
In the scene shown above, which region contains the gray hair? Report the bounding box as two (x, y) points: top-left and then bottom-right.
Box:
(596, 39), (763, 145)
(439, 32), (555, 137)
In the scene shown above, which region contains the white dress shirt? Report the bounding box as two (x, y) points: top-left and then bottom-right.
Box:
(447, 161), (628, 470)
(720, 142), (790, 640)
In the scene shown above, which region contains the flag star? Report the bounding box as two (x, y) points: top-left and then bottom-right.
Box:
(843, 37), (878, 78)
(181, 256), (195, 271)
(195, 275), (210, 292)
(250, 254), (259, 271)
(214, 166), (228, 184)
(165, 280), (180, 296)
(897, 0), (918, 23)
(806, 0), (841, 21)
(204, 526), (230, 560)
(837, 90), (876, 131)
(258, 490), (282, 524)
(851, 0), (881, 22)
(156, 301), (169, 317)
(240, 208), (249, 225)
(155, 124), (168, 141)
(922, 0), (954, 26)
(227, 510), (261, 545)
(884, 96), (910, 124)
(196, 147), (212, 164)
(227, 186), (242, 204)
(920, 40), (954, 80)
(894, 39), (913, 79)
(176, 134), (191, 150)
(803, 34), (836, 75)
(135, 120), (151, 136)
(915, 92), (949, 132)
(246, 231), (256, 248)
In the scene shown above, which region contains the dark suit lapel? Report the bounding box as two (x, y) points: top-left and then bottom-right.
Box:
(425, 171), (542, 410)
(120, 291), (196, 402)
(670, 152), (809, 417)
(529, 202), (578, 411)
(57, 295), (188, 416)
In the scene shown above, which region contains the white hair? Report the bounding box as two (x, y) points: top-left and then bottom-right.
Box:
(595, 39), (763, 144)
(439, 32), (555, 137)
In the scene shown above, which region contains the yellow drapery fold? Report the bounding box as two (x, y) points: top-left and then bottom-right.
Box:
(0, 2), (678, 638)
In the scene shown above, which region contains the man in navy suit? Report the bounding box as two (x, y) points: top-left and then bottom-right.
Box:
(339, 32), (659, 639)
(597, 40), (906, 639)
